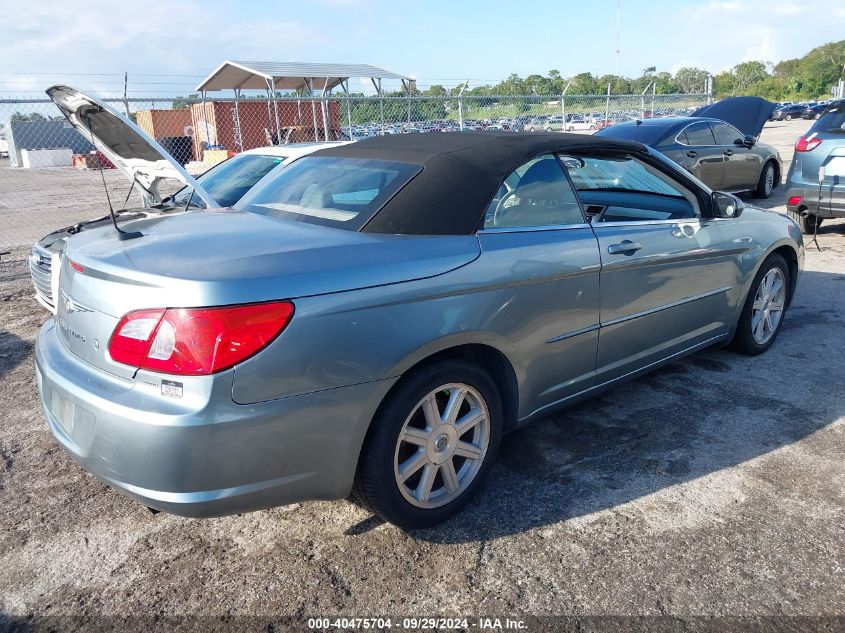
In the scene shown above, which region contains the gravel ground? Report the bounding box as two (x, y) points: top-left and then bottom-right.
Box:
(1, 119), (844, 631)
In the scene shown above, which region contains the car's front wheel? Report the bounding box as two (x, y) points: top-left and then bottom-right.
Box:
(731, 253), (790, 355)
(353, 360), (503, 529)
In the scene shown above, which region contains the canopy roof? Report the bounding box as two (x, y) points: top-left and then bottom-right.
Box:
(196, 60), (412, 93)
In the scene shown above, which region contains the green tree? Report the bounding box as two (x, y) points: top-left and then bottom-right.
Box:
(172, 94), (200, 109)
(653, 72), (677, 94)
(568, 72), (597, 94)
(423, 84), (448, 97)
(10, 111), (47, 123)
(732, 61), (769, 92)
(673, 67), (709, 93)
(713, 71), (736, 97)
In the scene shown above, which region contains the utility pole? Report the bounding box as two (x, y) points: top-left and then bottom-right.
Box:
(123, 72), (129, 118)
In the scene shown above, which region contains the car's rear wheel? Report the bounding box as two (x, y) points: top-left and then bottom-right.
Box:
(800, 212), (822, 234)
(731, 253), (789, 355)
(786, 114), (792, 121)
(353, 360), (502, 529)
(754, 161), (777, 198)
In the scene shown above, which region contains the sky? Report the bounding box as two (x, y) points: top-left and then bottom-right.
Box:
(1, 0), (844, 97)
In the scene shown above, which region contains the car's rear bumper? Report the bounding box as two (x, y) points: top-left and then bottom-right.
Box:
(785, 183), (845, 218)
(35, 319), (396, 517)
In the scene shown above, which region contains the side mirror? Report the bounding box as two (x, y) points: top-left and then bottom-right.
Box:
(712, 191), (744, 219)
(735, 135), (755, 148)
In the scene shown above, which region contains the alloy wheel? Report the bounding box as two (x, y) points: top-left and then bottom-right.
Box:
(751, 267), (786, 344)
(393, 383), (490, 509)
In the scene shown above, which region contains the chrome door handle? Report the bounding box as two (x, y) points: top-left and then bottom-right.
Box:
(724, 149), (734, 156)
(607, 240), (642, 255)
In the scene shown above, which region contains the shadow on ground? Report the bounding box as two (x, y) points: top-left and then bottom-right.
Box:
(343, 268), (845, 542)
(0, 331), (32, 381)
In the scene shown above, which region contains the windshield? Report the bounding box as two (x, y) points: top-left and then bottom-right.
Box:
(171, 153), (286, 208)
(235, 156), (421, 231)
(566, 155), (684, 197)
(812, 104), (845, 135)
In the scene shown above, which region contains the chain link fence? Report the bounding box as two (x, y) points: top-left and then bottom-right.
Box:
(0, 91), (708, 253)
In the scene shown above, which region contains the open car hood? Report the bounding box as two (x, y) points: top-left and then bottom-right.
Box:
(46, 85), (219, 208)
(692, 96), (775, 139)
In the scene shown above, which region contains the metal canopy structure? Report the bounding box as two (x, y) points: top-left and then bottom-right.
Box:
(196, 60), (411, 93)
(196, 61), (414, 144)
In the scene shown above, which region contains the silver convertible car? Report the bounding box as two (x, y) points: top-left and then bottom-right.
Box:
(36, 130), (804, 528)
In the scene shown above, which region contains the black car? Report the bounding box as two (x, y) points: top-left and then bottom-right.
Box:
(772, 104), (807, 121)
(802, 102), (828, 120)
(596, 97), (782, 198)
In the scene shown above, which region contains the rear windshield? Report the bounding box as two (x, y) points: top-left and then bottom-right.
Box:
(172, 153), (286, 208)
(596, 123), (668, 146)
(235, 156), (421, 230)
(812, 103), (845, 135)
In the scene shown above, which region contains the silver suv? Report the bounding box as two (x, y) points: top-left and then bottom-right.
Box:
(785, 99), (845, 233)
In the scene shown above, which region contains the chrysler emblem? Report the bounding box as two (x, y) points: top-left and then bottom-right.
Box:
(60, 289), (92, 314)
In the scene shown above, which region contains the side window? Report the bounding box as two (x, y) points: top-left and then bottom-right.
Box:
(483, 154), (584, 229)
(565, 155), (699, 222)
(682, 122), (716, 146)
(711, 122), (743, 146)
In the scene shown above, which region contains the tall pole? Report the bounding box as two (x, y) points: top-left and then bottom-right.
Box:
(651, 81), (656, 119)
(123, 72), (129, 118)
(560, 80), (572, 132)
(615, 0), (621, 77)
(640, 81), (652, 119)
(605, 82), (611, 123)
(458, 80), (468, 131)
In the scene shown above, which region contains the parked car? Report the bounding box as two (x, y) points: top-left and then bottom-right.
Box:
(36, 126), (803, 529)
(802, 103), (828, 120)
(785, 99), (845, 233)
(771, 104), (806, 121)
(525, 114), (564, 132)
(566, 115), (596, 132)
(596, 97), (781, 198)
(29, 85), (347, 313)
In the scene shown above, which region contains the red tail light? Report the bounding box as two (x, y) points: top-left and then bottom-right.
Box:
(68, 259), (85, 273)
(787, 196), (803, 206)
(108, 302), (294, 375)
(795, 136), (822, 152)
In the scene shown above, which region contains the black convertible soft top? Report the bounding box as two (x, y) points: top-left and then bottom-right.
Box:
(312, 131), (647, 235)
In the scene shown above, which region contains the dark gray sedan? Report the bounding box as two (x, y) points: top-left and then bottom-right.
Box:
(37, 128), (803, 529)
(597, 97), (781, 199)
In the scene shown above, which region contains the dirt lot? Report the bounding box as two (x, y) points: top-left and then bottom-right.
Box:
(1, 120), (844, 630)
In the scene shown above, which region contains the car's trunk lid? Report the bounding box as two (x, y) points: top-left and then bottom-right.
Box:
(57, 210), (480, 376)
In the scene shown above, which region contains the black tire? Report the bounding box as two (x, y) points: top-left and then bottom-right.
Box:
(352, 359), (503, 529)
(754, 161), (777, 199)
(731, 253), (790, 355)
(800, 213), (822, 234)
